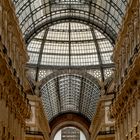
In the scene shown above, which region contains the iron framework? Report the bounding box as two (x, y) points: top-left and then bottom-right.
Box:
(27, 22), (114, 82)
(12, 0), (129, 44)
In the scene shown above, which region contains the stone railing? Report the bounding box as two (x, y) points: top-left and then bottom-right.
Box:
(98, 130), (115, 135)
(26, 130), (44, 136)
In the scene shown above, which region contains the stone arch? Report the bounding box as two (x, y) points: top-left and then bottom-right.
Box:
(50, 113), (90, 140)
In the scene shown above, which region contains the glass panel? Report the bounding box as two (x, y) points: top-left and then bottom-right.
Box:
(27, 40), (41, 52)
(28, 52), (39, 64)
(101, 52), (112, 64)
(98, 40), (113, 52)
(94, 30), (105, 39)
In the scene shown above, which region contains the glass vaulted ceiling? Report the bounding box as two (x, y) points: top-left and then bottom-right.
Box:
(27, 22), (114, 81)
(11, 0), (129, 123)
(12, 0), (129, 44)
(41, 74), (100, 121)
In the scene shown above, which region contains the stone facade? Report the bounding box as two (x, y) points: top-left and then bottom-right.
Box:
(90, 94), (115, 140)
(111, 0), (140, 140)
(25, 95), (50, 140)
(0, 0), (140, 140)
(0, 0), (30, 139)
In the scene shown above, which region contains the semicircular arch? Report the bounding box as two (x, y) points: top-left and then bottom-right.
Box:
(40, 72), (101, 122)
(39, 69), (101, 89)
(50, 113), (90, 140)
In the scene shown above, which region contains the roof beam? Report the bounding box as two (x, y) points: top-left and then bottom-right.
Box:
(79, 77), (84, 112)
(69, 21), (71, 66)
(35, 29), (49, 81)
(32, 38), (108, 43)
(26, 63), (115, 69)
(55, 77), (62, 112)
(90, 28), (104, 81)
(28, 0), (35, 30)
(28, 50), (113, 56)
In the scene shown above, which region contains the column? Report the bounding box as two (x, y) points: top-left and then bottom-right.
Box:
(137, 99), (140, 122)
(124, 36), (129, 69)
(2, 9), (8, 47)
(128, 23), (133, 59)
(132, 100), (136, 128)
(133, 9), (139, 47)
(0, 0), (2, 37)
(7, 25), (12, 57)
(124, 115), (127, 138)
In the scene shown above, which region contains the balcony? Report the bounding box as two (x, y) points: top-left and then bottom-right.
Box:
(98, 130), (115, 135)
(25, 130), (45, 140)
(26, 130), (44, 136)
(96, 130), (115, 140)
